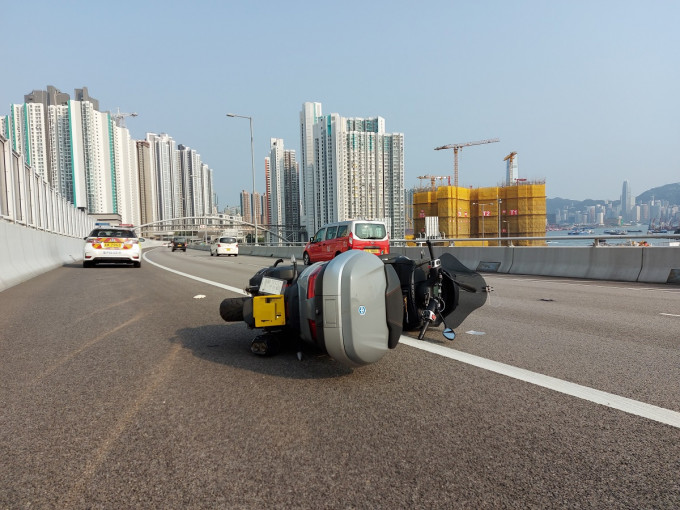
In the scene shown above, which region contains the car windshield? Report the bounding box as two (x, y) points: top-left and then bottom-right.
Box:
(355, 223), (386, 240)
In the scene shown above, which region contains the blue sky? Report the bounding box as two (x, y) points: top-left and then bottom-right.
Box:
(2, 0), (678, 207)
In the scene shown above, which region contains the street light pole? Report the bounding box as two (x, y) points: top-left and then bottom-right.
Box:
(227, 113), (257, 245)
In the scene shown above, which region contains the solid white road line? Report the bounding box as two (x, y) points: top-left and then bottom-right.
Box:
(143, 251), (249, 296)
(660, 313), (680, 317)
(143, 249), (680, 430)
(400, 336), (680, 429)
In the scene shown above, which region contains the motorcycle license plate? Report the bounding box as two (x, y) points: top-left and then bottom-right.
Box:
(259, 277), (285, 295)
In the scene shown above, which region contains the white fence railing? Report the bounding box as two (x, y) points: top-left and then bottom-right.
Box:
(0, 134), (94, 237)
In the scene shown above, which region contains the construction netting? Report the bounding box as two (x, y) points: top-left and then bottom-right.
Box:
(411, 183), (547, 246)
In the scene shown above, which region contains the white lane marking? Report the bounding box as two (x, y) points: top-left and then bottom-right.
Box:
(660, 313), (680, 317)
(400, 336), (680, 429)
(143, 251), (249, 296)
(486, 275), (680, 294)
(142, 250), (680, 429)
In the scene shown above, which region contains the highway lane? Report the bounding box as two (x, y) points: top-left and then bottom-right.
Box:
(1, 246), (679, 508)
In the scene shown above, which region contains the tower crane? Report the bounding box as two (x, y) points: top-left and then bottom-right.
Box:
(111, 107), (138, 128)
(416, 175), (448, 190)
(434, 138), (500, 187)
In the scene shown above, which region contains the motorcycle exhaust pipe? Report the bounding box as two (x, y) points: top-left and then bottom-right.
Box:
(219, 296), (250, 322)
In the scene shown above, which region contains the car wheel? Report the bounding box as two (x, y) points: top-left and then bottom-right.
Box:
(219, 297), (249, 322)
(83, 260), (93, 268)
(133, 261), (141, 268)
(303, 252), (310, 265)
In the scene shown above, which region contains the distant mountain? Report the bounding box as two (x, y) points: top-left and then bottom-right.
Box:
(548, 182), (680, 212)
(546, 197), (612, 212)
(636, 182), (680, 205)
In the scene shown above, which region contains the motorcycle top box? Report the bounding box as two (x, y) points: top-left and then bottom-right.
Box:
(296, 250), (403, 367)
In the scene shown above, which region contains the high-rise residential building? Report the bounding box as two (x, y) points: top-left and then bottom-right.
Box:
(113, 123), (140, 226)
(25, 86), (70, 185)
(4, 85), (216, 229)
(299, 102), (322, 236)
(201, 162), (214, 216)
(253, 191), (263, 231)
(19, 87), (134, 220)
(73, 87), (99, 111)
(300, 102), (405, 239)
(283, 149), (300, 242)
(67, 100), (116, 212)
(8, 103), (49, 181)
(268, 138), (301, 242)
(268, 139), (285, 239)
(263, 157), (270, 226)
(240, 190), (252, 224)
(47, 105), (73, 200)
(178, 144), (201, 218)
(175, 144), (214, 219)
(136, 140), (155, 226)
(147, 133), (178, 221)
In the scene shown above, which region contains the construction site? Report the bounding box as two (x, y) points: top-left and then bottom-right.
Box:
(410, 142), (547, 246)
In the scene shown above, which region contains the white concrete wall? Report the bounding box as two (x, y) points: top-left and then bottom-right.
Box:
(0, 221), (85, 292)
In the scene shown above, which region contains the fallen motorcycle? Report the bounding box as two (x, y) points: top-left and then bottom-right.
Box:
(220, 241), (488, 368)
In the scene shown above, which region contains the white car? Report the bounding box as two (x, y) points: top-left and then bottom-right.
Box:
(210, 236), (239, 257)
(83, 224), (144, 267)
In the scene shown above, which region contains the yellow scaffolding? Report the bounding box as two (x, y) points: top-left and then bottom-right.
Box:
(412, 182), (547, 246)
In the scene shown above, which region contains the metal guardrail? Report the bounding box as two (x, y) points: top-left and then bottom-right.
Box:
(232, 233), (680, 248)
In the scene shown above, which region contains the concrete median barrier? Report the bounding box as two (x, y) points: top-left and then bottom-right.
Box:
(638, 247), (680, 284)
(0, 222), (84, 293)
(509, 246), (644, 282)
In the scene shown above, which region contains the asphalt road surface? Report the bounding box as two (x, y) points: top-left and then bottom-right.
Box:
(1, 246), (679, 508)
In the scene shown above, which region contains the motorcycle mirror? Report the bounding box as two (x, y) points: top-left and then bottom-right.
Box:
(442, 328), (456, 341)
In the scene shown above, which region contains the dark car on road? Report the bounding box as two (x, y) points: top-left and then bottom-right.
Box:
(172, 237), (187, 252)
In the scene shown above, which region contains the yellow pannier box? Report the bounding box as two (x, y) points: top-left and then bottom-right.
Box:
(252, 294), (286, 327)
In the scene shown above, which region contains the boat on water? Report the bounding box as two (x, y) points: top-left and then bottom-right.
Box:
(606, 229), (628, 235)
(567, 229), (593, 235)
